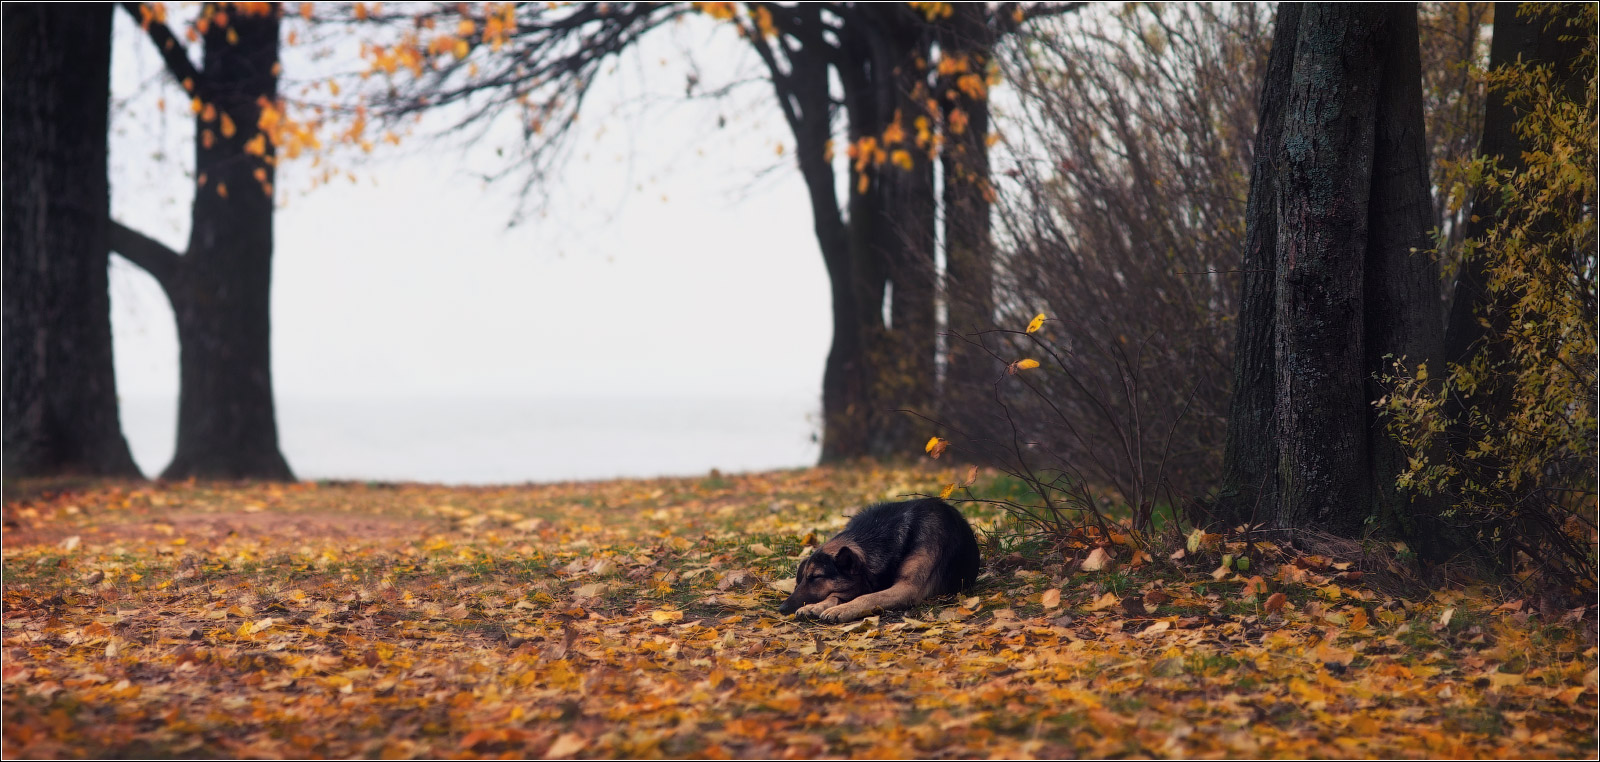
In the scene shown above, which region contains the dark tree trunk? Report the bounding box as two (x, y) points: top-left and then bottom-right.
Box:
(1443, 3), (1590, 365)
(112, 2), (293, 481)
(939, 3), (997, 425)
(752, 7), (870, 464)
(2, 4), (141, 479)
(1272, 4), (1387, 536)
(868, 17), (938, 456)
(831, 6), (939, 460)
(1212, 3), (1301, 529)
(1364, 3), (1447, 540)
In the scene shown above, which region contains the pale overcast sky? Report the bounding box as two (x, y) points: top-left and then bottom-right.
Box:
(108, 8), (834, 406)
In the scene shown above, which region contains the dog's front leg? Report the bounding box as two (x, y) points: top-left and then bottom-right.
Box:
(818, 583), (923, 623)
(795, 595), (842, 618)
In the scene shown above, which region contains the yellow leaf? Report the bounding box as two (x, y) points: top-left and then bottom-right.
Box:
(220, 113), (236, 138)
(1085, 591), (1119, 611)
(202, 102), (217, 122)
(1041, 588), (1061, 609)
(1007, 358), (1040, 374)
(890, 149), (913, 170)
(939, 483), (956, 499)
(1026, 313), (1047, 333)
(924, 437), (948, 459)
(650, 608), (683, 623)
(216, 182), (229, 199)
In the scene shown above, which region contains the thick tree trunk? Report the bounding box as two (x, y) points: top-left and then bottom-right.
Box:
(831, 6), (939, 460)
(167, 4), (292, 480)
(939, 4), (997, 432)
(2, 4), (142, 479)
(1272, 4), (1386, 536)
(868, 22), (938, 456)
(1364, 3), (1448, 540)
(113, 3), (293, 480)
(1212, 3), (1300, 529)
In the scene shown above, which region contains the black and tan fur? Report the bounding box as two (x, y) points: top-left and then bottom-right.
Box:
(777, 498), (980, 623)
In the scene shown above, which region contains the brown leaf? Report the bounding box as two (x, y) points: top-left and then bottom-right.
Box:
(1080, 547), (1112, 572)
(1264, 592), (1287, 614)
(1121, 595), (1151, 617)
(544, 732), (588, 759)
(544, 623), (576, 661)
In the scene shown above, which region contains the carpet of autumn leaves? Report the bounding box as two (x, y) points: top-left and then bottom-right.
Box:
(2, 464), (1596, 759)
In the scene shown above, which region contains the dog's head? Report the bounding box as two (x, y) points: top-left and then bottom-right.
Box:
(777, 545), (871, 615)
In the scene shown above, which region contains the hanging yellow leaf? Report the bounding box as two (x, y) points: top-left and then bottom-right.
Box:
(216, 182), (228, 199)
(1007, 358), (1040, 374)
(1026, 313), (1047, 333)
(938, 483), (956, 499)
(890, 149), (913, 170)
(924, 437), (948, 459)
(220, 113), (236, 138)
(202, 102), (217, 122)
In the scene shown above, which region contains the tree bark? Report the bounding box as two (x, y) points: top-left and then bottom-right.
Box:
(1272, 4), (1387, 536)
(114, 2), (293, 481)
(2, 4), (142, 479)
(939, 3), (997, 429)
(1364, 3), (1447, 539)
(1212, 3), (1300, 529)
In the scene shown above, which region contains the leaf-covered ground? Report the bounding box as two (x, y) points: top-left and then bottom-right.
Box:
(3, 465), (1595, 758)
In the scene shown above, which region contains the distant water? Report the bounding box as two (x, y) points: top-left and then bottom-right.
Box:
(118, 395), (822, 484)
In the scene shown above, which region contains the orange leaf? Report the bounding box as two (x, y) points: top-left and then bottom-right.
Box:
(1264, 592), (1287, 614)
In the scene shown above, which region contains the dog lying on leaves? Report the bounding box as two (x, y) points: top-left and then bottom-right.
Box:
(777, 498), (980, 623)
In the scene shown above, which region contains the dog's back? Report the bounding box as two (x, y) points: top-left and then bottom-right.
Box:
(831, 498), (980, 596)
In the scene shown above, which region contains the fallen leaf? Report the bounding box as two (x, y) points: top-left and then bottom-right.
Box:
(1138, 620), (1171, 637)
(1081, 547), (1112, 572)
(544, 732), (588, 759)
(1041, 588), (1061, 609)
(1264, 592), (1288, 614)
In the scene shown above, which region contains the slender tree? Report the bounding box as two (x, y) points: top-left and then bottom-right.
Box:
(3, 4), (142, 479)
(110, 2), (294, 480)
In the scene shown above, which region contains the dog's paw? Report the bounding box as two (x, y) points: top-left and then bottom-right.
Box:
(795, 601), (833, 618)
(819, 601), (873, 623)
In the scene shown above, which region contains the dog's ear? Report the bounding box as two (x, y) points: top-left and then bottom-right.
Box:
(833, 545), (857, 574)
